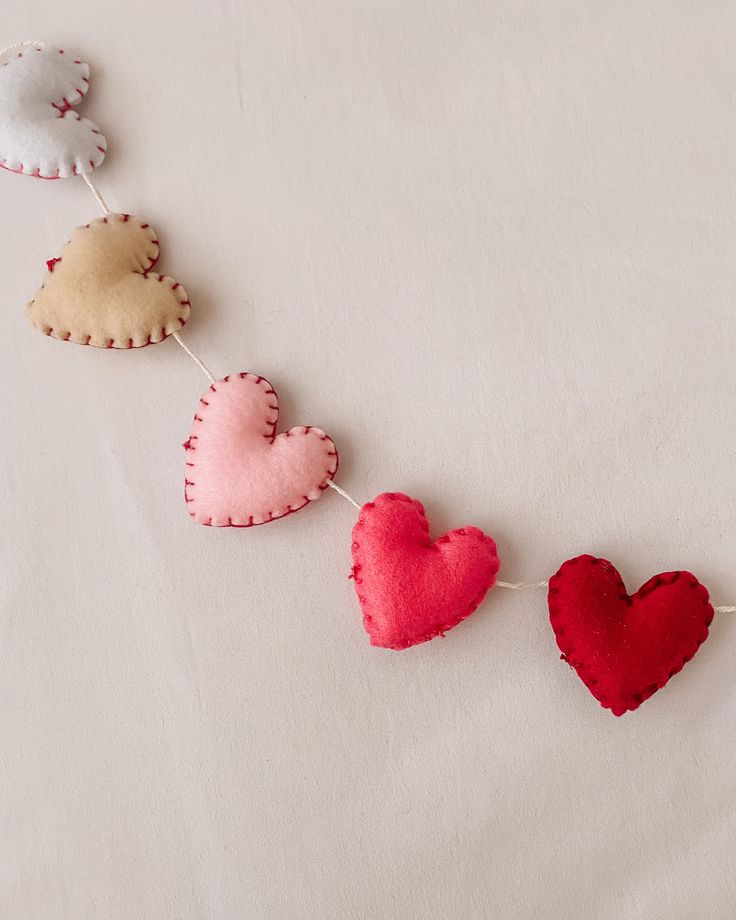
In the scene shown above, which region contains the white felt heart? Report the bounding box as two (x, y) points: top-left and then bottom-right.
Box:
(0, 45), (106, 179)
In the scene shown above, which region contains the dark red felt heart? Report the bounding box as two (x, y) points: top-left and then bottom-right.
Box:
(548, 555), (713, 715)
(350, 492), (500, 650)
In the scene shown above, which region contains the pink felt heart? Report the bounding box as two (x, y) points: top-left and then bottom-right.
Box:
(351, 493), (500, 649)
(184, 373), (338, 527)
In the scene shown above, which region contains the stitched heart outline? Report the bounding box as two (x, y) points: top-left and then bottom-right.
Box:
(26, 213), (191, 348)
(351, 492), (500, 649)
(0, 45), (106, 179)
(184, 373), (339, 527)
(548, 554), (713, 715)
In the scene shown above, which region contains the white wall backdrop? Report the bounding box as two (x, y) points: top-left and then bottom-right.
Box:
(1, 2), (735, 918)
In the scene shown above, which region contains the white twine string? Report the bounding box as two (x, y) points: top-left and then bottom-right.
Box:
(326, 480), (361, 509)
(82, 174), (111, 214)
(172, 332), (216, 384)
(0, 40), (46, 61)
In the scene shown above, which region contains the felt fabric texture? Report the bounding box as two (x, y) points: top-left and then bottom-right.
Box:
(351, 492), (500, 650)
(184, 373), (338, 527)
(26, 213), (191, 348)
(548, 555), (714, 716)
(0, 45), (106, 179)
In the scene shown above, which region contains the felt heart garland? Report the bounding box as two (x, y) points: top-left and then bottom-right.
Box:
(3, 39), (734, 718)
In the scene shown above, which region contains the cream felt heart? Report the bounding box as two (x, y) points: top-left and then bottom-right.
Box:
(0, 45), (106, 179)
(26, 213), (191, 348)
(184, 373), (339, 527)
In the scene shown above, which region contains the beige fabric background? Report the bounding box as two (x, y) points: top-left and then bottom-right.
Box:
(1, 2), (735, 918)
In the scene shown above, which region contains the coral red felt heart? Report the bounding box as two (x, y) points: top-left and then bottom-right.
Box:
(184, 373), (338, 527)
(548, 555), (713, 716)
(350, 493), (500, 650)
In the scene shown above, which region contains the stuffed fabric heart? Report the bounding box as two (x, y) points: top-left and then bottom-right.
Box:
(0, 44), (106, 178)
(351, 492), (500, 649)
(184, 373), (338, 527)
(26, 213), (190, 348)
(548, 555), (713, 715)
